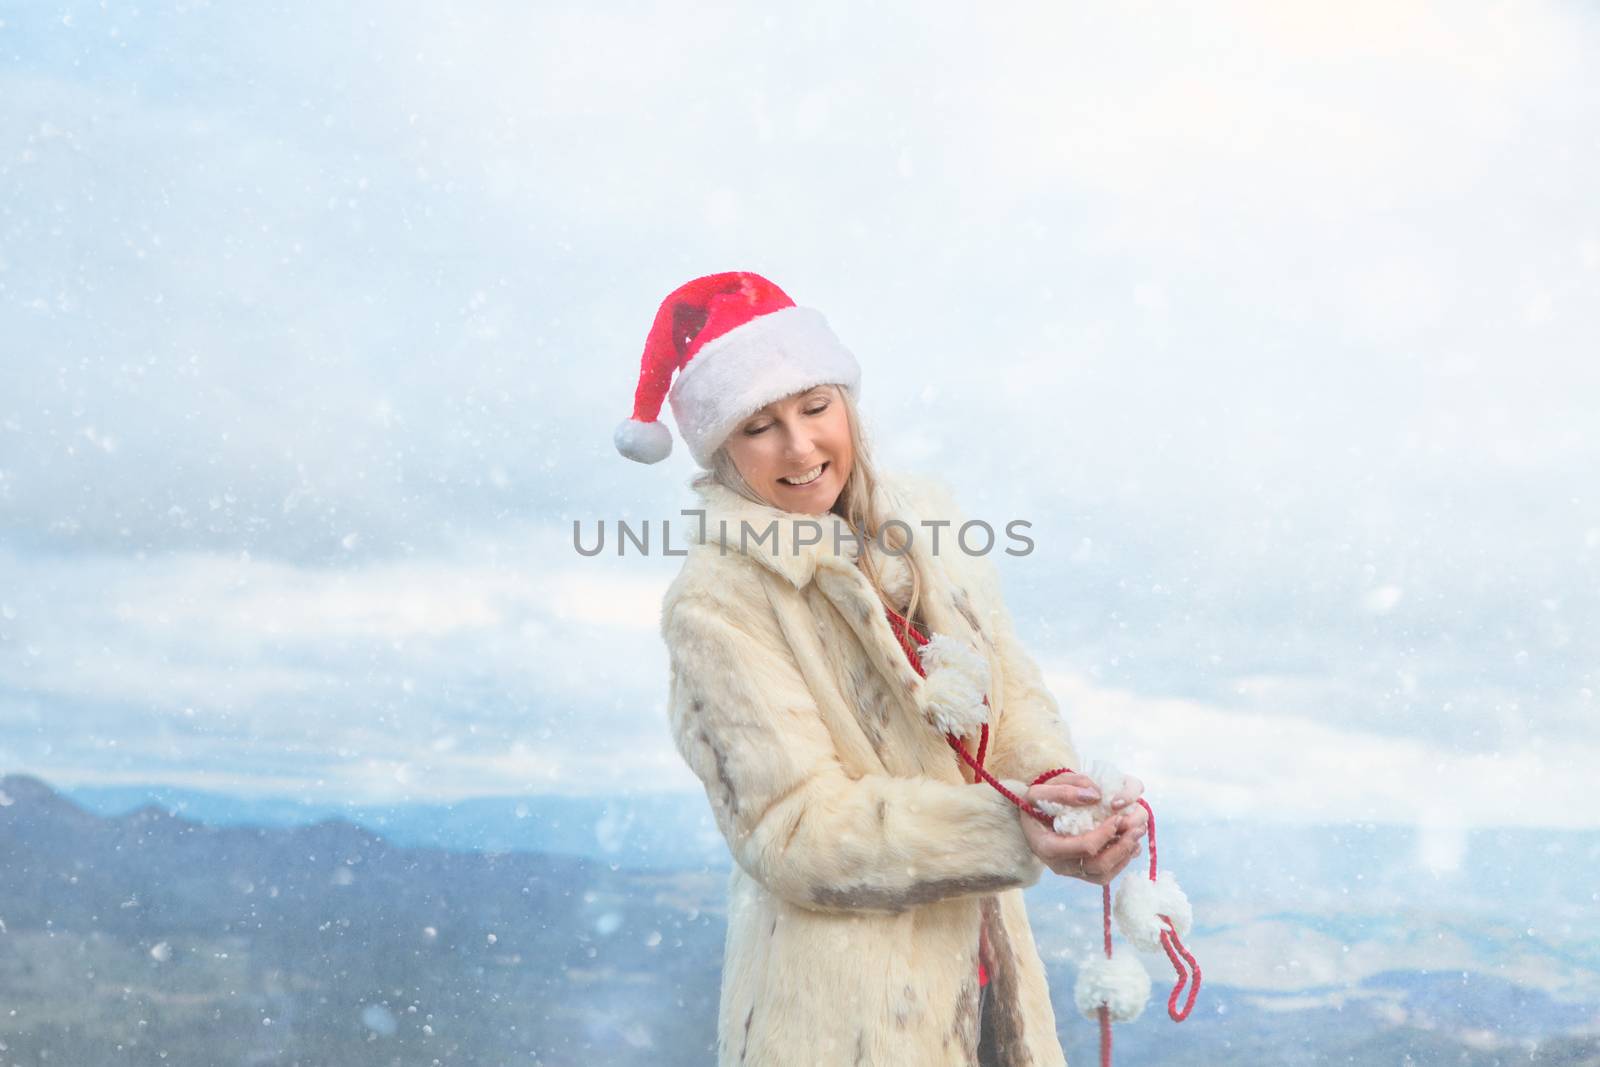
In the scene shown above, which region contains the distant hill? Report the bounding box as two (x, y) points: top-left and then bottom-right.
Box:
(56, 776), (1600, 924)
(3, 772), (1598, 1065)
(0, 772), (725, 1065)
(61, 779), (731, 870)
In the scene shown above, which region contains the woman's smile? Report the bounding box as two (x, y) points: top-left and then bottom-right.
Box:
(778, 461), (829, 488)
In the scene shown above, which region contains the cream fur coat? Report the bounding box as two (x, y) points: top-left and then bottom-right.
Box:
(660, 469), (1083, 1066)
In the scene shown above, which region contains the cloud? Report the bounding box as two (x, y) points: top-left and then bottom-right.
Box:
(1049, 664), (1600, 829)
(0, 528), (688, 802)
(1, 0), (1596, 805)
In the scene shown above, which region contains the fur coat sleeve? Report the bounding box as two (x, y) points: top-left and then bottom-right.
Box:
(664, 583), (1047, 915)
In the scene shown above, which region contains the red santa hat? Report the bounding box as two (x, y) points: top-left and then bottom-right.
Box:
(613, 271), (862, 467)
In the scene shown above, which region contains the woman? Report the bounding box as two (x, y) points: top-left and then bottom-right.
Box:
(615, 272), (1149, 1066)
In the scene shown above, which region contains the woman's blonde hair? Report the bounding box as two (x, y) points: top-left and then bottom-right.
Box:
(690, 384), (929, 630)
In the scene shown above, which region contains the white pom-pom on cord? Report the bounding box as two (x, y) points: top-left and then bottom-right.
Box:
(1074, 953), (1151, 1022)
(614, 417), (673, 464)
(1029, 796), (1098, 836)
(1113, 869), (1193, 953)
(916, 633), (990, 737)
(918, 662), (988, 737)
(1026, 759), (1127, 836)
(917, 633), (990, 689)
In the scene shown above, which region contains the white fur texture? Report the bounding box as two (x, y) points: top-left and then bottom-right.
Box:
(917, 633), (991, 737)
(1029, 758), (1127, 836)
(613, 416), (673, 464)
(865, 536), (914, 612)
(1114, 869), (1193, 952)
(1074, 953), (1152, 1022)
(665, 305), (862, 468)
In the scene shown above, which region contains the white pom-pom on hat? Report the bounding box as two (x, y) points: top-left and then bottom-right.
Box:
(613, 417), (673, 464)
(1074, 953), (1151, 1022)
(916, 633), (990, 737)
(1114, 869), (1192, 953)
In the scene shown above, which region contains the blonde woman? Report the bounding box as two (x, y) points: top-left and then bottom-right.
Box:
(615, 272), (1148, 1066)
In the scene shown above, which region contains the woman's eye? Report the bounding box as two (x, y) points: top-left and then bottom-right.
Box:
(744, 404), (823, 434)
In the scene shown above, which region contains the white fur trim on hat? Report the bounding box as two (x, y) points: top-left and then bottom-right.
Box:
(1114, 869), (1193, 952)
(1074, 953), (1151, 1022)
(666, 305), (861, 468)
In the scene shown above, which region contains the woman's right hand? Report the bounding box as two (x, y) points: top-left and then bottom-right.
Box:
(1018, 777), (1146, 886)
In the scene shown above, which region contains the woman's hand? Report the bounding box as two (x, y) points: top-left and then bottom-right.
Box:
(1019, 775), (1149, 886)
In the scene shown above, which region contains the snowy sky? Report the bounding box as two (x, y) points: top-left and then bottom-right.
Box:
(2, 1), (1597, 829)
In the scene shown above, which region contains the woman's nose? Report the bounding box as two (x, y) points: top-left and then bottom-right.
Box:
(784, 425), (816, 457)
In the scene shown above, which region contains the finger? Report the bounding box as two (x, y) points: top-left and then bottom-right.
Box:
(1022, 816), (1099, 877)
(1018, 813), (1052, 854)
(1027, 776), (1103, 808)
(1028, 771), (1097, 792)
(1027, 775), (1101, 804)
(1105, 837), (1144, 879)
(1085, 854), (1130, 885)
(1024, 819), (1100, 870)
(1109, 773), (1145, 811)
(1020, 811), (1074, 857)
(1029, 813), (1120, 864)
(1085, 833), (1143, 881)
(1115, 805), (1149, 836)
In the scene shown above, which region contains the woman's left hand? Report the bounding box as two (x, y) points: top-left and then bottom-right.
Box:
(1021, 773), (1149, 885)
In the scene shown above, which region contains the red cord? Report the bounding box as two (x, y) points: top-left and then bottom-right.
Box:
(886, 603), (1065, 824)
(1133, 797), (1202, 1019)
(1159, 919), (1202, 1021)
(883, 603), (1201, 1052)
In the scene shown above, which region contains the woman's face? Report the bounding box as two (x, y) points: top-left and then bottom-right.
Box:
(724, 385), (854, 514)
